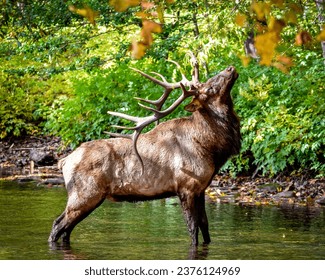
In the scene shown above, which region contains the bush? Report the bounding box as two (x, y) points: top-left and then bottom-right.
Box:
(0, 73), (40, 138)
(224, 52), (325, 177)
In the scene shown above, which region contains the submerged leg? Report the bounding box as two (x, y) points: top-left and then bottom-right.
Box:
(48, 190), (105, 243)
(197, 192), (211, 244)
(179, 192), (211, 246)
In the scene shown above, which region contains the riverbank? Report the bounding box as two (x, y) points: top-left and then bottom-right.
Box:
(1, 136), (324, 207)
(0, 136), (69, 185)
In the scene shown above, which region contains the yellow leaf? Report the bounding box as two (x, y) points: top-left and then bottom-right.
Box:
(235, 13), (247, 27)
(131, 20), (162, 59)
(272, 62), (287, 73)
(289, 3), (303, 14)
(317, 26), (325, 41)
(285, 10), (297, 24)
(157, 6), (165, 24)
(69, 5), (99, 25)
(295, 30), (312, 46)
(268, 17), (285, 34)
(271, 0), (284, 8)
(251, 1), (270, 22)
(272, 55), (293, 73)
(277, 55), (293, 66)
(146, 20), (162, 33)
(131, 40), (147, 59)
(109, 0), (140, 12)
(135, 11), (150, 19)
(240, 55), (251, 67)
(255, 32), (278, 66)
(141, 2), (155, 10)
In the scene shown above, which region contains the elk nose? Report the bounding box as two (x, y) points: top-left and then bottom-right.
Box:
(227, 66), (235, 72)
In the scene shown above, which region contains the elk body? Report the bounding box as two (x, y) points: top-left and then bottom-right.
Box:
(49, 56), (241, 246)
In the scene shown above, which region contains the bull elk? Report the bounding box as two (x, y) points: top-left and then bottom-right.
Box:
(48, 54), (241, 246)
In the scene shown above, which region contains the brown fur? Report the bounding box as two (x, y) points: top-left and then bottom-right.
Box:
(48, 66), (241, 246)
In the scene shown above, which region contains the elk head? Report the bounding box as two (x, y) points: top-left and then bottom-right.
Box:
(184, 66), (238, 114)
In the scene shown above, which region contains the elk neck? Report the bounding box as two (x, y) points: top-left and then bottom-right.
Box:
(190, 106), (241, 168)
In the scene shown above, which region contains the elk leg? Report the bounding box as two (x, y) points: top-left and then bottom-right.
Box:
(197, 192), (211, 244)
(48, 210), (66, 242)
(179, 194), (199, 246)
(48, 192), (105, 243)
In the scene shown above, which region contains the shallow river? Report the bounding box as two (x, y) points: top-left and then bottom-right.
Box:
(0, 181), (324, 260)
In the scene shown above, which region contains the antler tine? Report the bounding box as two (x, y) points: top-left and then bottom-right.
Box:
(150, 71), (167, 82)
(187, 51), (200, 86)
(130, 67), (181, 89)
(167, 60), (190, 85)
(135, 88), (172, 110)
(104, 131), (132, 140)
(107, 110), (141, 123)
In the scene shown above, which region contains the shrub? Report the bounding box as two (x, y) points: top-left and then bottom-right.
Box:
(224, 52), (324, 177)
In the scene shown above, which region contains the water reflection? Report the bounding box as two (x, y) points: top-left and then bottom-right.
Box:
(278, 205), (323, 231)
(189, 244), (210, 260)
(48, 241), (211, 260)
(1, 181), (325, 260)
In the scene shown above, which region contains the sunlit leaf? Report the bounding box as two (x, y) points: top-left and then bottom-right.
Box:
(251, 1), (270, 22)
(295, 31), (312, 46)
(271, 0), (284, 8)
(268, 17), (285, 34)
(141, 20), (162, 45)
(141, 1), (155, 9)
(255, 32), (278, 66)
(69, 5), (99, 25)
(131, 40), (147, 59)
(316, 26), (325, 41)
(289, 3), (303, 14)
(157, 6), (165, 24)
(273, 55), (293, 73)
(285, 10), (297, 24)
(235, 13), (247, 27)
(109, 0), (140, 12)
(240, 55), (251, 67)
(135, 11), (150, 19)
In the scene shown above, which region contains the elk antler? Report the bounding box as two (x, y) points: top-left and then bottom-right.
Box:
(107, 52), (201, 173)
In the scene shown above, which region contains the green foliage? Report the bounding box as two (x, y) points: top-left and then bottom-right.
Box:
(224, 51), (324, 177)
(0, 73), (40, 138)
(1, 0), (324, 177)
(0, 69), (73, 139)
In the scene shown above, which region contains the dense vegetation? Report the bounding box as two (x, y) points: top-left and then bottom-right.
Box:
(0, 0), (324, 177)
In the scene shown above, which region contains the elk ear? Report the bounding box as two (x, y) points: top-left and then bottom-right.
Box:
(185, 98), (202, 112)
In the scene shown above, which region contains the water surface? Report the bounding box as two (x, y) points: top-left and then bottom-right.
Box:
(0, 181), (324, 260)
